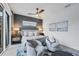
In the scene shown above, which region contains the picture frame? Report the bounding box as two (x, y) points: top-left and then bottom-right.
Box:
(49, 21), (68, 32)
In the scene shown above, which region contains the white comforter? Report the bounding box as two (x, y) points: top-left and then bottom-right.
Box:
(17, 35), (59, 56)
(20, 36), (46, 56)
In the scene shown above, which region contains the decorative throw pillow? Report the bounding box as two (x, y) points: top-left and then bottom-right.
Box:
(48, 36), (56, 43)
(28, 32), (33, 36)
(37, 37), (47, 46)
(27, 40), (38, 48)
(35, 45), (45, 56)
(21, 36), (27, 47)
(45, 37), (58, 52)
(35, 40), (42, 46)
(22, 31), (28, 37)
(34, 31), (38, 36)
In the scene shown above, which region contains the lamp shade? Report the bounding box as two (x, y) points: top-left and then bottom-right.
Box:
(13, 27), (19, 31)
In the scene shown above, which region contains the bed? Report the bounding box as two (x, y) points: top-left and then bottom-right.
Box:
(17, 27), (75, 56)
(16, 30), (60, 56)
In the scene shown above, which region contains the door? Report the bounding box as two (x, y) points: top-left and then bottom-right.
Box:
(5, 12), (9, 48)
(0, 5), (3, 53)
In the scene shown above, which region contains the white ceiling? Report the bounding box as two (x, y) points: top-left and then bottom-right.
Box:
(8, 3), (71, 18)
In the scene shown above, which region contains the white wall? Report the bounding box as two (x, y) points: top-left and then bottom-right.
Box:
(43, 4), (79, 50)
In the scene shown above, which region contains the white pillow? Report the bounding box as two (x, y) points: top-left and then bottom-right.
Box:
(28, 32), (33, 36)
(21, 36), (27, 47)
(27, 42), (36, 56)
(21, 30), (28, 36)
(48, 36), (55, 42)
(34, 32), (38, 36)
(46, 38), (57, 52)
(35, 45), (45, 56)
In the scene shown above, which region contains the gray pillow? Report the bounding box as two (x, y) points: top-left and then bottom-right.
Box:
(35, 40), (42, 46)
(27, 40), (38, 48)
(37, 37), (47, 46)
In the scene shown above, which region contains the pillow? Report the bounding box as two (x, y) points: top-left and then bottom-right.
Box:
(21, 36), (27, 47)
(21, 30), (28, 37)
(48, 36), (56, 43)
(34, 32), (38, 36)
(28, 32), (33, 36)
(46, 38), (57, 52)
(35, 45), (45, 56)
(47, 37), (56, 44)
(37, 37), (47, 46)
(27, 42), (36, 56)
(35, 40), (42, 46)
(27, 40), (38, 48)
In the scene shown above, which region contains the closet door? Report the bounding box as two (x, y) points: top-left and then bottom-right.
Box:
(0, 6), (3, 53)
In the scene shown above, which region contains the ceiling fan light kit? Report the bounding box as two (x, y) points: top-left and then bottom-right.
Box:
(28, 8), (45, 19)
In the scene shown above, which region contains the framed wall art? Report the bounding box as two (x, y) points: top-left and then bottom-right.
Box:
(49, 20), (68, 32)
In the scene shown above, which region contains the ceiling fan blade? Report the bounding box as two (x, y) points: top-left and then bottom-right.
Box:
(65, 4), (71, 8)
(28, 8), (44, 15)
(39, 9), (44, 14)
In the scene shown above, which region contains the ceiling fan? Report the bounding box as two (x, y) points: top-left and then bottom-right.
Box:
(28, 8), (45, 15)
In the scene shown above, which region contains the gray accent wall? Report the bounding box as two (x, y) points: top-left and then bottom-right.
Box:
(14, 14), (43, 30)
